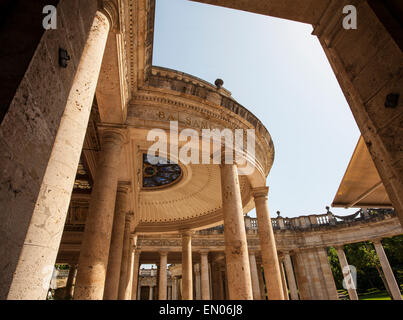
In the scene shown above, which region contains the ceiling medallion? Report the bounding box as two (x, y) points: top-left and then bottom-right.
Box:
(142, 154), (182, 189)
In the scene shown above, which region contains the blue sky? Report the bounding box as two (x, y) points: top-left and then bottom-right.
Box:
(152, 0), (360, 218)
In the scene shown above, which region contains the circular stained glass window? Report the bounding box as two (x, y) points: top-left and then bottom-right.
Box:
(142, 154), (182, 189)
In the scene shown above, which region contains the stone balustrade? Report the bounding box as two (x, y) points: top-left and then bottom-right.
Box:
(196, 208), (396, 235)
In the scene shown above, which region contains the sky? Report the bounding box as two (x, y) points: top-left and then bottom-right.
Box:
(152, 0), (361, 218)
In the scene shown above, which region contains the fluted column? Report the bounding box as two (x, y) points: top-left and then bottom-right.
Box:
(200, 251), (211, 300)
(252, 187), (284, 300)
(159, 251), (168, 300)
(103, 183), (131, 300)
(182, 230), (193, 300)
(283, 252), (299, 300)
(248, 251), (261, 300)
(74, 128), (125, 300)
(4, 11), (110, 300)
(279, 258), (289, 300)
(118, 213), (133, 299)
(373, 240), (402, 300)
(131, 250), (141, 300)
(65, 264), (77, 300)
(221, 164), (253, 300)
(335, 246), (358, 300)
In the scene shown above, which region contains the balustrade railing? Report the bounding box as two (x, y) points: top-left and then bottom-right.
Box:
(196, 208), (395, 234)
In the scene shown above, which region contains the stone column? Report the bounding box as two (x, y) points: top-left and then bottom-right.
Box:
(4, 11), (110, 300)
(200, 251), (211, 300)
(103, 183), (130, 300)
(181, 230), (193, 300)
(252, 187), (284, 300)
(131, 250), (141, 300)
(65, 264), (77, 300)
(172, 277), (178, 300)
(279, 259), (289, 300)
(137, 284), (141, 300)
(221, 164), (253, 300)
(248, 251), (261, 300)
(257, 263), (266, 300)
(373, 240), (402, 300)
(118, 213), (133, 299)
(283, 252), (299, 300)
(124, 235), (136, 300)
(335, 246), (358, 300)
(316, 247), (339, 300)
(159, 251), (168, 300)
(194, 263), (201, 300)
(74, 128), (125, 300)
(149, 286), (153, 300)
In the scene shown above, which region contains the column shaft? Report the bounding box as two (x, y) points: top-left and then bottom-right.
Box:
(257, 263), (266, 300)
(249, 252), (261, 300)
(172, 277), (178, 300)
(118, 215), (132, 299)
(65, 264), (77, 300)
(5, 12), (110, 300)
(253, 187), (284, 300)
(131, 251), (141, 300)
(279, 260), (289, 300)
(200, 252), (211, 300)
(221, 164), (253, 300)
(182, 231), (193, 300)
(159, 252), (168, 300)
(149, 286), (153, 300)
(336, 247), (358, 300)
(194, 264), (201, 300)
(103, 184), (130, 299)
(373, 241), (402, 300)
(284, 253), (299, 300)
(74, 129), (125, 300)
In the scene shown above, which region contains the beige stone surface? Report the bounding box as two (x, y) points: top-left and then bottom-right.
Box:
(221, 164), (253, 300)
(3, 10), (109, 300)
(248, 252), (261, 300)
(74, 129), (125, 300)
(118, 213), (133, 299)
(104, 184), (130, 299)
(200, 251), (211, 300)
(181, 231), (193, 300)
(253, 187), (284, 300)
(158, 251), (168, 300)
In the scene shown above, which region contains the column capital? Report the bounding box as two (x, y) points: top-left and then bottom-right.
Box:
(117, 181), (132, 193)
(248, 249), (258, 256)
(160, 250), (169, 256)
(252, 186), (269, 200)
(98, 124), (128, 144)
(372, 238), (383, 245)
(199, 249), (209, 255)
(181, 229), (193, 237)
(99, 0), (120, 33)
